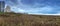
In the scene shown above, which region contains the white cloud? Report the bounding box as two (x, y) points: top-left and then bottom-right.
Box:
(10, 4), (54, 14)
(6, 0), (60, 14)
(56, 11), (60, 14)
(39, 6), (53, 12)
(0, 0), (4, 1)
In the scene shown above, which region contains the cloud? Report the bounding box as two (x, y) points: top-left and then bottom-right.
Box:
(0, 0), (4, 1)
(4, 0), (60, 14)
(11, 6), (23, 12)
(11, 5), (54, 14)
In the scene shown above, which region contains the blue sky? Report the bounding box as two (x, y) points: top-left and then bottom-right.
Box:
(1, 0), (60, 14)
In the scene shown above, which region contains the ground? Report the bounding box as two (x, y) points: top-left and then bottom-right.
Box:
(0, 12), (60, 26)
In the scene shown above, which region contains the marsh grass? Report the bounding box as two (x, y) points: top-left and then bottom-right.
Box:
(0, 13), (60, 26)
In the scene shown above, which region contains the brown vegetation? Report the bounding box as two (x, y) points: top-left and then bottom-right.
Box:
(0, 13), (60, 26)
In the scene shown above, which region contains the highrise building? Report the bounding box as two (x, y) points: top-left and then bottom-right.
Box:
(5, 5), (11, 12)
(0, 1), (5, 12)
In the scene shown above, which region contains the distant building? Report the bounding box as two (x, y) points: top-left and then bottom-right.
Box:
(0, 1), (5, 12)
(5, 5), (11, 12)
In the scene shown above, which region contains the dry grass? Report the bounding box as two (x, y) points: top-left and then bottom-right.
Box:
(0, 13), (60, 26)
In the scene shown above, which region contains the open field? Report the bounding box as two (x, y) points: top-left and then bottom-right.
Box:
(0, 13), (60, 26)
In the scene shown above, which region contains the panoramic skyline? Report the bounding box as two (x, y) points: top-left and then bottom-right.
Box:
(0, 0), (60, 14)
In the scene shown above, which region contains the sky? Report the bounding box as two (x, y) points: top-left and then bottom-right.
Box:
(0, 0), (60, 14)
